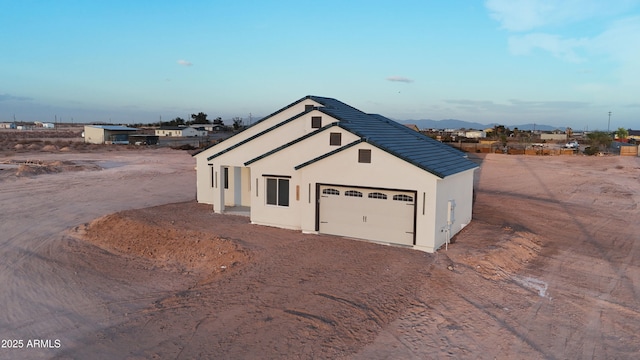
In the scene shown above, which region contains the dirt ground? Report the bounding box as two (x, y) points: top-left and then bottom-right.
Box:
(1, 140), (639, 359)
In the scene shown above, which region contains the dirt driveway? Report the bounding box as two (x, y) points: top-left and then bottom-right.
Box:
(1, 149), (639, 359)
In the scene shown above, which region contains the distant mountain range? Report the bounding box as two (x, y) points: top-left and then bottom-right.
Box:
(396, 119), (562, 132)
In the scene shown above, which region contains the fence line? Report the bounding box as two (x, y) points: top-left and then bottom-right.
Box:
(448, 142), (639, 156)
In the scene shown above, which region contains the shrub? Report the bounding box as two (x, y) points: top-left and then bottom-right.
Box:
(583, 146), (599, 156)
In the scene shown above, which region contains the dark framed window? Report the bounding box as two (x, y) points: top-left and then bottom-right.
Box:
(358, 149), (371, 163)
(266, 178), (289, 206)
(223, 167), (229, 189)
(311, 116), (322, 128)
(344, 190), (363, 197)
(305, 104), (314, 112)
(368, 192), (387, 199)
(329, 132), (342, 146)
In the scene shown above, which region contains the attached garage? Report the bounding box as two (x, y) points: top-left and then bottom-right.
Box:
(317, 184), (416, 246)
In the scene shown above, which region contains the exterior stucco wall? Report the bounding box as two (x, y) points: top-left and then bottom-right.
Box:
(84, 126), (105, 144)
(240, 167), (252, 207)
(195, 158), (216, 205)
(247, 128), (361, 230)
(250, 141), (450, 251)
(194, 99), (329, 206)
(431, 168), (476, 250)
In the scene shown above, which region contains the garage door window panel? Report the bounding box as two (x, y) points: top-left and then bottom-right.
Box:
(393, 194), (414, 202)
(368, 192), (387, 199)
(345, 190), (363, 197)
(322, 188), (340, 195)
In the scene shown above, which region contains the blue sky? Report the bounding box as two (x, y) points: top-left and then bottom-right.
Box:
(1, 0), (639, 130)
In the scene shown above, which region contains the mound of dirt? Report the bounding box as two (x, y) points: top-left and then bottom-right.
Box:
(9, 159), (103, 177)
(74, 212), (250, 281)
(15, 164), (49, 176)
(445, 222), (542, 280)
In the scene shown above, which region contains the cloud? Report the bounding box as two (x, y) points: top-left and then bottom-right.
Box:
(486, 0), (640, 85)
(508, 33), (588, 62)
(444, 98), (591, 113)
(0, 93), (31, 102)
(386, 76), (413, 83)
(484, 0), (634, 32)
(592, 16), (640, 62)
(177, 59), (193, 67)
(485, 0), (552, 32)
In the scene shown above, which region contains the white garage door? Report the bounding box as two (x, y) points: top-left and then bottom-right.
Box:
(318, 185), (416, 246)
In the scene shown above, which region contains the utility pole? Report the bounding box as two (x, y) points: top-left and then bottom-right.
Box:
(607, 111), (612, 133)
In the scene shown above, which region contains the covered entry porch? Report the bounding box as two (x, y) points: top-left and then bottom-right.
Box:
(214, 165), (251, 214)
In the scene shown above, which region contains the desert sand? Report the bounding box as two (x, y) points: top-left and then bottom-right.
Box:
(1, 145), (639, 359)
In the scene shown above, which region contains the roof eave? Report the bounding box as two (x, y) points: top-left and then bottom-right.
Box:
(244, 123), (339, 166)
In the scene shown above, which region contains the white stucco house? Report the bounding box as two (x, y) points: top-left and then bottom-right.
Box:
(155, 126), (207, 137)
(464, 130), (486, 138)
(194, 96), (478, 253)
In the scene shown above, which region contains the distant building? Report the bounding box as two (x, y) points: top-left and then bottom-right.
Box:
(199, 124), (226, 132)
(34, 121), (55, 128)
(84, 125), (138, 144)
(0, 122), (16, 129)
(627, 130), (640, 142)
(155, 126), (207, 137)
(404, 124), (420, 132)
(464, 130), (486, 138)
(540, 133), (567, 141)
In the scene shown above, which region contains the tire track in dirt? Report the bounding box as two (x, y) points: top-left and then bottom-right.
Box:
(356, 154), (640, 359)
(478, 155), (640, 358)
(0, 149), (197, 358)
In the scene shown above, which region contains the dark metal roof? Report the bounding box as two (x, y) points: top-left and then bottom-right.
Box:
(307, 96), (478, 178)
(158, 126), (189, 130)
(203, 95), (478, 178)
(88, 125), (138, 131)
